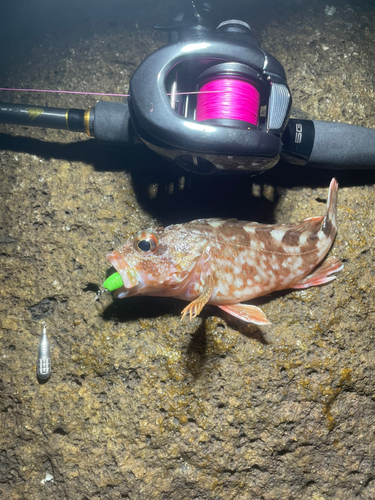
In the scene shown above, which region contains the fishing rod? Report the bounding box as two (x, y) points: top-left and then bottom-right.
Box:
(1, 0), (375, 175)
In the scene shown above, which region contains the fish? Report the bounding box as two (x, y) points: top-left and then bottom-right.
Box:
(106, 178), (343, 325)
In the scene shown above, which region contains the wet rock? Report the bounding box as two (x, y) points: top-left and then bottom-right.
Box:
(0, 1), (375, 499)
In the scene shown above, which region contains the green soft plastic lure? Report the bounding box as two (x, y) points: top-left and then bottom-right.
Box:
(102, 272), (124, 292)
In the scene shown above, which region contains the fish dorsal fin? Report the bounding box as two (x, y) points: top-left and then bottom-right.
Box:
(289, 216), (324, 233)
(211, 219), (261, 228)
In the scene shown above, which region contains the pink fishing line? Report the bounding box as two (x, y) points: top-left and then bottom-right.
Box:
(196, 78), (260, 125)
(0, 87), (227, 97)
(0, 87), (130, 97)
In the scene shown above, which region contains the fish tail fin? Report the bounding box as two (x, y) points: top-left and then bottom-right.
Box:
(324, 178), (338, 233)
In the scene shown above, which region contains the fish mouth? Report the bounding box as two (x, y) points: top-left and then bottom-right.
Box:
(106, 250), (140, 290)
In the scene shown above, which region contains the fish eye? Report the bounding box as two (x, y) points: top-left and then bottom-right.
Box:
(138, 239), (152, 252)
(134, 231), (159, 254)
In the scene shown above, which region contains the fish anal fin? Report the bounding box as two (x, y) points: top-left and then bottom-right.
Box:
(181, 275), (215, 321)
(291, 256), (343, 290)
(218, 304), (271, 325)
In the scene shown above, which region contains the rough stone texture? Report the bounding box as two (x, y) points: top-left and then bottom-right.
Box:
(0, 1), (375, 499)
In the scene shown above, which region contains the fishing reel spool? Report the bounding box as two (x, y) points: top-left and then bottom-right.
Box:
(128, 11), (292, 174)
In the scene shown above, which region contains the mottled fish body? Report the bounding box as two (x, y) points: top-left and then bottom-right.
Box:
(107, 179), (342, 324)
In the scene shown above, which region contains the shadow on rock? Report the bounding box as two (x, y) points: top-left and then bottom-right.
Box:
(2, 132), (375, 226)
(101, 295), (183, 322)
(185, 321), (209, 378)
(184, 309), (268, 378)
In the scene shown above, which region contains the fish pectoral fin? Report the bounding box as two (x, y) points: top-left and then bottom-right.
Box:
(181, 276), (215, 321)
(218, 304), (271, 325)
(291, 256), (343, 289)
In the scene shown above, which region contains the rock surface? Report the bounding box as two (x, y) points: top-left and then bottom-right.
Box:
(1, 1), (375, 499)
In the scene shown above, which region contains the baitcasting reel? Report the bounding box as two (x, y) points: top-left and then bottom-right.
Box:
(128, 1), (292, 174)
(1, 0), (375, 173)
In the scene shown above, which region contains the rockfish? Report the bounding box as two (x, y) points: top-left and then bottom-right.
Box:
(105, 178), (342, 325)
